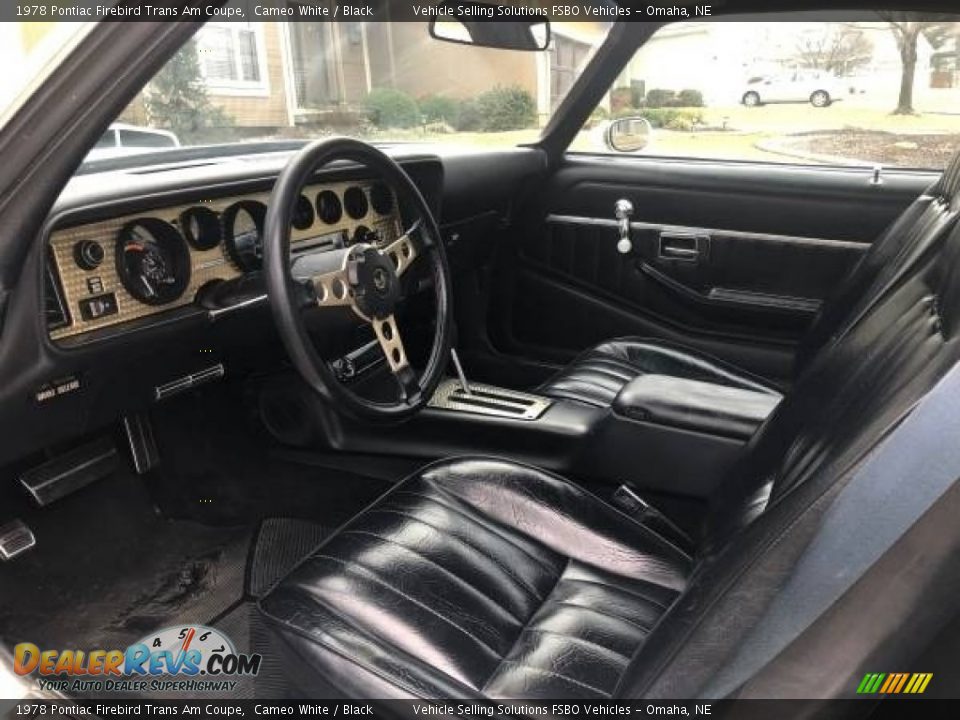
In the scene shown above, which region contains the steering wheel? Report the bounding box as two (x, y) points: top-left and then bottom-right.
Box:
(263, 138), (453, 422)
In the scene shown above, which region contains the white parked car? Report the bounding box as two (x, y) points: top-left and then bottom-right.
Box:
(741, 70), (846, 107)
(85, 123), (180, 161)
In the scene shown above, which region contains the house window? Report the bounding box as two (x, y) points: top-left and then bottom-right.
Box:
(198, 23), (268, 95)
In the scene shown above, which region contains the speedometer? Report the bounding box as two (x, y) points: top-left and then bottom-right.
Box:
(115, 219), (191, 305)
(223, 201), (266, 272)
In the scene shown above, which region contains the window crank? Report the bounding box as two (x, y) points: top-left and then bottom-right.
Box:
(615, 199), (633, 254)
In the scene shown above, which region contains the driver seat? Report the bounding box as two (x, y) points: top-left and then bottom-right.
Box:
(258, 169), (960, 699)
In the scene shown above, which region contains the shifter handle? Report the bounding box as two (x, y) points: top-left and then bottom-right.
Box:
(615, 199), (633, 254)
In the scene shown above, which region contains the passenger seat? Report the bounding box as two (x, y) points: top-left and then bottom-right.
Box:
(539, 153), (960, 408)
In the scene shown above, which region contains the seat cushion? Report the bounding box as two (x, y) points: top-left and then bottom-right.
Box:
(539, 337), (780, 408)
(258, 457), (692, 699)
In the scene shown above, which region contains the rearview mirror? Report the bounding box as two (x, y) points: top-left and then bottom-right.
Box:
(604, 117), (653, 154)
(429, 1), (550, 51)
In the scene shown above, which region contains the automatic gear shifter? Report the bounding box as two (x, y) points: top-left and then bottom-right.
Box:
(450, 348), (472, 396)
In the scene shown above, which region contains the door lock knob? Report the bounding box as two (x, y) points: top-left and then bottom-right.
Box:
(615, 199), (633, 254)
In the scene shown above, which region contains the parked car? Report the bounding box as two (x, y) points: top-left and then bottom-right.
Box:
(85, 123), (180, 161)
(741, 69), (846, 107)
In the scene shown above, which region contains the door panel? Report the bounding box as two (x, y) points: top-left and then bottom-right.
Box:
(495, 156), (937, 383)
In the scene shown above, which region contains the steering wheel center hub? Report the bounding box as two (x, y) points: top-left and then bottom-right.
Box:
(347, 245), (400, 319)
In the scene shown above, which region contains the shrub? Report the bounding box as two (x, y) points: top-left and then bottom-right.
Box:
(453, 98), (484, 131)
(610, 87), (634, 113)
(419, 94), (459, 124)
(613, 107), (705, 130)
(677, 89), (705, 107)
(364, 88), (420, 129)
(475, 85), (536, 131)
(645, 88), (677, 109)
(584, 105), (609, 130)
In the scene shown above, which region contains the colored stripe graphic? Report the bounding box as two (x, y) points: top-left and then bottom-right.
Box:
(857, 672), (932, 694)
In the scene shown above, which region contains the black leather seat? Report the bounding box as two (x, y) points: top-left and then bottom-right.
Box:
(539, 156), (960, 408)
(259, 158), (960, 699)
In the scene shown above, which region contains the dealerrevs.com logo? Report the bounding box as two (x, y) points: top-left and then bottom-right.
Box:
(14, 625), (262, 693)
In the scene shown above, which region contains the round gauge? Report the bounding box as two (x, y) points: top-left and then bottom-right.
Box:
(115, 218), (191, 305)
(223, 201), (266, 272)
(343, 186), (369, 220)
(316, 190), (342, 224)
(370, 183), (394, 215)
(293, 194), (315, 231)
(179, 207), (222, 250)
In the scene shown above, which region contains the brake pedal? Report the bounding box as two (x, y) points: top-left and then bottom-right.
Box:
(0, 520), (36, 561)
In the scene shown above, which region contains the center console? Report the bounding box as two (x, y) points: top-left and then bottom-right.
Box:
(260, 359), (783, 499)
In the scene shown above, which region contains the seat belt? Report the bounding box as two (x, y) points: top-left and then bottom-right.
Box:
(702, 359), (960, 698)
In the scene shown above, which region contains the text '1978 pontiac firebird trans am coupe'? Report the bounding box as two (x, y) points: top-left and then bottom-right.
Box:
(1, 0), (960, 715)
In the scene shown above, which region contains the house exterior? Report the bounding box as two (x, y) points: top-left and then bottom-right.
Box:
(116, 20), (608, 134)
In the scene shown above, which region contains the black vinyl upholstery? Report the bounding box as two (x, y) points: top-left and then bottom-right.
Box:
(259, 153), (960, 699)
(260, 459), (690, 699)
(539, 157), (960, 409)
(537, 338), (780, 408)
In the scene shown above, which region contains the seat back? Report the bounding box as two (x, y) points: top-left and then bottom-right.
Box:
(617, 163), (960, 698)
(794, 153), (960, 374)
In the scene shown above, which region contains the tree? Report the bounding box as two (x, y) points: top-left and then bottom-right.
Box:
(143, 39), (232, 141)
(878, 14), (955, 115)
(794, 26), (874, 75)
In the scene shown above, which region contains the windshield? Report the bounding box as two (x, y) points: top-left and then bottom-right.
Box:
(92, 19), (607, 165)
(0, 23), (91, 125)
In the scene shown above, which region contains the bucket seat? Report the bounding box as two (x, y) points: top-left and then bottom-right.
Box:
(538, 158), (960, 408)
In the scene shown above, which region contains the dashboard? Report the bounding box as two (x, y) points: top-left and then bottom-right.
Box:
(0, 146), (546, 470)
(47, 180), (402, 340)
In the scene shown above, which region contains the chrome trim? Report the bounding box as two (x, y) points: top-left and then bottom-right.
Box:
(545, 214), (867, 250)
(429, 379), (552, 421)
(0, 520), (36, 561)
(154, 363), (225, 402)
(207, 294), (269, 320)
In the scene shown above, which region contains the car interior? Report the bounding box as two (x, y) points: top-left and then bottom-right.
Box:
(2, 0), (960, 705)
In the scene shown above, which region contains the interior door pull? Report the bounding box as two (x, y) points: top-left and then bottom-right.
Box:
(659, 232), (708, 262)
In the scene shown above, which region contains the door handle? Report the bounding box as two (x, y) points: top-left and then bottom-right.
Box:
(659, 232), (709, 262)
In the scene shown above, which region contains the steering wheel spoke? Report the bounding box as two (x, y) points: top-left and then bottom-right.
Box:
(373, 314), (409, 372)
(311, 266), (353, 308)
(381, 219), (421, 277)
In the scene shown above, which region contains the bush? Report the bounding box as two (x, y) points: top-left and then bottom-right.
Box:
(613, 107), (705, 131)
(364, 88), (420, 129)
(610, 87), (634, 113)
(677, 89), (705, 107)
(475, 85), (536, 131)
(645, 88), (677, 108)
(419, 94), (459, 125)
(584, 105), (609, 130)
(453, 98), (483, 131)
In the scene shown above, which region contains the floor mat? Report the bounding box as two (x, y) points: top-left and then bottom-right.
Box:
(247, 518), (329, 596)
(0, 470), (251, 651)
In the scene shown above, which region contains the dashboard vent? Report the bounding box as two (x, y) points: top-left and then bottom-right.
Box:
(44, 251), (70, 330)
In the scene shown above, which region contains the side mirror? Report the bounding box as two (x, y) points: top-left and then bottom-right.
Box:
(429, 1), (550, 51)
(604, 117), (653, 154)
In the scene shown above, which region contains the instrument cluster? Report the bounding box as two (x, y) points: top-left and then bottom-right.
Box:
(47, 182), (401, 340)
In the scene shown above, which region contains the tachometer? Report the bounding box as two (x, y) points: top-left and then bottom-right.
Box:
(223, 201), (266, 272)
(115, 219), (191, 305)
